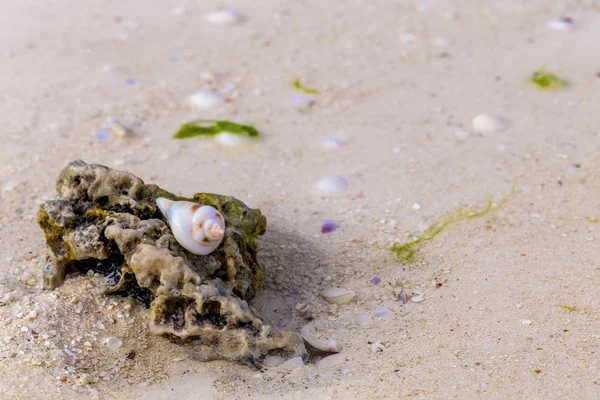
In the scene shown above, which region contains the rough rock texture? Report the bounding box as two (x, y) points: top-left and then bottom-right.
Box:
(37, 160), (306, 366)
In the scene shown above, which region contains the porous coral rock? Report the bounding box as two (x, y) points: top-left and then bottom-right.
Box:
(37, 160), (305, 366)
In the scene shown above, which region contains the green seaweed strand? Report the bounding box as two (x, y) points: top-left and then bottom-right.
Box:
(173, 120), (259, 139)
(293, 79), (320, 95)
(530, 70), (568, 89)
(391, 184), (514, 262)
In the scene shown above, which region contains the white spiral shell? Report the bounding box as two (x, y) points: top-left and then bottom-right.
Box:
(156, 197), (226, 255)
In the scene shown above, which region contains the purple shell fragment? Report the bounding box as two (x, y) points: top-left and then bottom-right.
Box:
(369, 276), (381, 285)
(321, 220), (340, 234)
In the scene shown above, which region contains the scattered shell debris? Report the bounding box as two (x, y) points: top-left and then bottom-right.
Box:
(316, 176), (349, 194)
(321, 288), (355, 305)
(263, 355), (285, 367)
(295, 303), (310, 315)
(300, 326), (341, 353)
(355, 312), (373, 328)
(291, 94), (316, 109)
(204, 10), (244, 25)
(410, 293), (425, 303)
(370, 341), (385, 353)
(472, 114), (509, 133)
(373, 306), (394, 319)
(315, 353), (346, 368)
(280, 356), (304, 372)
(103, 336), (123, 351)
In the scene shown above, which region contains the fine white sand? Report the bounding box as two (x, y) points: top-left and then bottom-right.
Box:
(1, 1), (600, 399)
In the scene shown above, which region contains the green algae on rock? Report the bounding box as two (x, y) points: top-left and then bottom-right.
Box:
(37, 160), (305, 366)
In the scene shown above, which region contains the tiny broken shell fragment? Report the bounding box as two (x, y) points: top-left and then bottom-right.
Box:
(321, 287), (355, 305)
(36, 160), (306, 366)
(300, 326), (341, 353)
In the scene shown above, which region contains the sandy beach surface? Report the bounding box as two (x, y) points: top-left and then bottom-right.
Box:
(1, 0), (600, 399)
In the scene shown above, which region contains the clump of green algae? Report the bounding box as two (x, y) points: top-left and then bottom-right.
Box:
(293, 79), (320, 95)
(173, 120), (259, 139)
(530, 70), (568, 89)
(391, 185), (514, 262)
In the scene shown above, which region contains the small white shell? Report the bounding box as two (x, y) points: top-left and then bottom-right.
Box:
(189, 91), (225, 109)
(472, 114), (509, 133)
(316, 176), (348, 194)
(300, 326), (341, 353)
(204, 10), (244, 25)
(156, 198), (225, 255)
(321, 287), (355, 305)
(547, 17), (574, 31)
(214, 132), (252, 147)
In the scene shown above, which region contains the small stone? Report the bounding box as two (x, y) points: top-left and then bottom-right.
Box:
(96, 321), (105, 330)
(522, 319), (533, 325)
(26, 310), (38, 320)
(472, 114), (509, 133)
(70, 297), (79, 305)
(412, 203), (421, 210)
(31, 359), (43, 366)
(103, 336), (123, 351)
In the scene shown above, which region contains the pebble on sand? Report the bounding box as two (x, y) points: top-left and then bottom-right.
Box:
(316, 176), (348, 194)
(189, 91), (225, 109)
(205, 10), (244, 25)
(472, 114), (509, 133)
